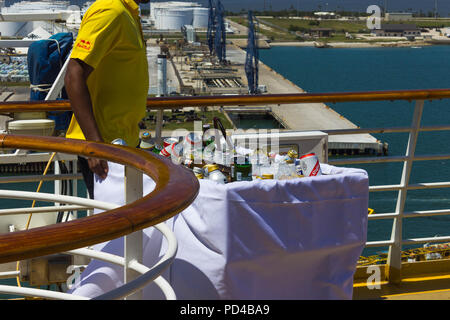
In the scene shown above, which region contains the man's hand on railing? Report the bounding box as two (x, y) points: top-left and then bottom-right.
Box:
(88, 157), (108, 180)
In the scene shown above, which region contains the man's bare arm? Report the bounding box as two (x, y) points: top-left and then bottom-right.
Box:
(65, 58), (108, 179)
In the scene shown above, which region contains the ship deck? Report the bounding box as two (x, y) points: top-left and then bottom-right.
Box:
(353, 260), (450, 300)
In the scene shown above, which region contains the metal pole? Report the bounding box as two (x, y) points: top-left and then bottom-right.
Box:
(155, 54), (168, 145)
(54, 159), (61, 215)
(72, 159), (78, 218)
(386, 100), (424, 284)
(435, 0), (438, 19)
(124, 166), (143, 300)
(45, 51), (70, 101)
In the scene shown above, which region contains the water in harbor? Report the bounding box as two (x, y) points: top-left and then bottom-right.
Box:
(259, 45), (450, 256)
(227, 111), (286, 129)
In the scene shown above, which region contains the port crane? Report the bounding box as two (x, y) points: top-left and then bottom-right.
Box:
(245, 11), (259, 95)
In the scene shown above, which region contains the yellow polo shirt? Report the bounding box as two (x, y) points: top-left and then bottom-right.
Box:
(65, 0), (149, 147)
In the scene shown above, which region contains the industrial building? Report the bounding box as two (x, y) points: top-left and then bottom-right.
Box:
(313, 12), (336, 19)
(371, 24), (421, 37)
(310, 28), (334, 38)
(385, 12), (414, 21)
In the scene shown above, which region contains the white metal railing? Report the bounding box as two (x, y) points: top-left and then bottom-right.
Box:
(0, 156), (178, 300)
(327, 99), (450, 283)
(1, 91), (449, 293)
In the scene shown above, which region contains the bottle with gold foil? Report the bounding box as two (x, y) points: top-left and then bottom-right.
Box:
(205, 164), (227, 184)
(285, 149), (299, 163)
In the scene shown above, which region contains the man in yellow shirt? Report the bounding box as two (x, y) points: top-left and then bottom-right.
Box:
(65, 0), (149, 198)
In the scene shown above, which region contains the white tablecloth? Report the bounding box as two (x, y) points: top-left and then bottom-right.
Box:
(70, 163), (369, 300)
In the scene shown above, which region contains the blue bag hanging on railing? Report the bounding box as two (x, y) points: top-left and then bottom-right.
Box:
(27, 32), (73, 133)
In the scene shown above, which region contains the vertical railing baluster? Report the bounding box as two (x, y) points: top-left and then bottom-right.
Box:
(124, 166), (143, 300)
(386, 100), (424, 284)
(155, 109), (164, 145)
(54, 158), (61, 216)
(72, 159), (78, 219)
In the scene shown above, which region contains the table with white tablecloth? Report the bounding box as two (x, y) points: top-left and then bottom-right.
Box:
(70, 162), (369, 300)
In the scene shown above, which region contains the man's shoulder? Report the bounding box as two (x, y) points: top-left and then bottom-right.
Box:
(84, 0), (127, 20)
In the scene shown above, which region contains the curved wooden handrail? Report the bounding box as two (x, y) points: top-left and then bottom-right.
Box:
(145, 88), (450, 108)
(0, 88), (449, 112)
(0, 134), (199, 264)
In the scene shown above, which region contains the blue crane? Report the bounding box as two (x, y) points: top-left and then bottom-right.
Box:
(245, 11), (259, 94)
(214, 0), (227, 63)
(207, 0), (215, 55)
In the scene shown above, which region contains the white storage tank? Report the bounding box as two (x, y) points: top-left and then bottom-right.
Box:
(179, 8), (194, 28)
(157, 8), (193, 30)
(0, 20), (52, 37)
(7, 119), (55, 136)
(192, 7), (208, 29)
(154, 7), (163, 29)
(0, 21), (31, 37)
(150, 2), (160, 23)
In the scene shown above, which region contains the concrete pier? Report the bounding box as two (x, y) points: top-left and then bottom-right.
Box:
(225, 44), (385, 155)
(146, 41), (385, 156)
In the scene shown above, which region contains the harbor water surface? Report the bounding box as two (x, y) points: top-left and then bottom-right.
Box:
(259, 45), (450, 256)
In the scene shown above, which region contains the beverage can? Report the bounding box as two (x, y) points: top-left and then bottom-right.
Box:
(139, 131), (154, 150)
(111, 138), (127, 146)
(193, 166), (204, 179)
(152, 144), (163, 154)
(202, 164), (216, 178)
(164, 137), (179, 147)
(160, 144), (173, 157)
(140, 140), (154, 150)
(193, 166), (203, 176)
(185, 132), (202, 146)
(172, 143), (184, 157)
(300, 153), (322, 177)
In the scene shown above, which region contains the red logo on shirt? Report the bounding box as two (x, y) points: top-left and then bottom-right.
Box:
(76, 39), (92, 51)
